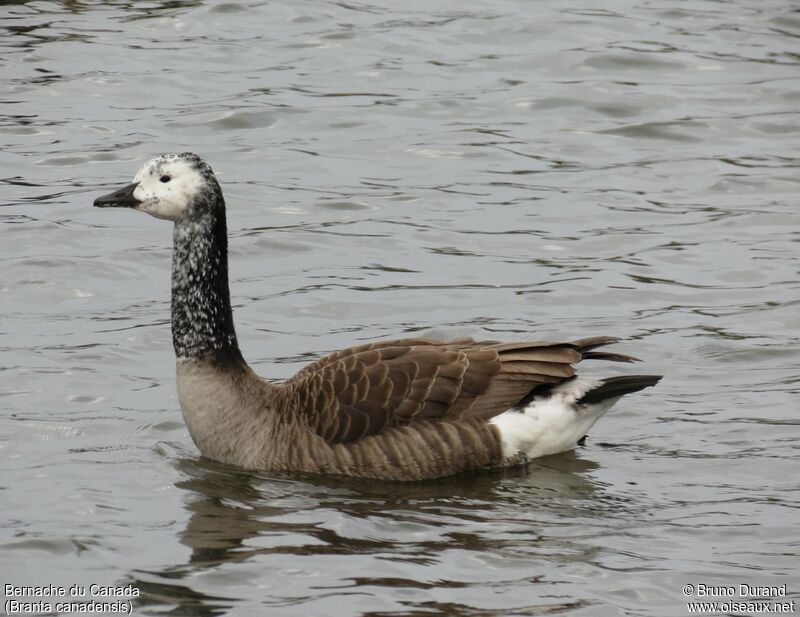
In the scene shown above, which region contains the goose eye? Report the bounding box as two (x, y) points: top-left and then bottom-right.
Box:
(160, 175), (171, 183)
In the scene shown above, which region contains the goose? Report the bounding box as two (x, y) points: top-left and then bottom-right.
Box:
(93, 152), (661, 481)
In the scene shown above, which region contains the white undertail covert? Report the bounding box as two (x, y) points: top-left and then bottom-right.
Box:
(491, 377), (618, 460)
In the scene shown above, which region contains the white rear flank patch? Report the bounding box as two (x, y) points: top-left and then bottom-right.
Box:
(490, 377), (621, 461)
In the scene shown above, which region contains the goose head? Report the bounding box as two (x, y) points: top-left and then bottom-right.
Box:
(94, 152), (222, 222)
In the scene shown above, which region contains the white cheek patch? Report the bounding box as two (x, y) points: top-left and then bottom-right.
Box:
(139, 198), (186, 221)
(131, 159), (198, 222)
(132, 184), (184, 221)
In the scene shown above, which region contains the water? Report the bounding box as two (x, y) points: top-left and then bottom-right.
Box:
(2, 0), (798, 615)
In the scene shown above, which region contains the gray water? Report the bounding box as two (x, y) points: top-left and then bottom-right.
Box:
(2, 1), (799, 615)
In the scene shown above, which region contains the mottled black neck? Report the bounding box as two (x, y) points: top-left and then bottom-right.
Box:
(171, 194), (243, 367)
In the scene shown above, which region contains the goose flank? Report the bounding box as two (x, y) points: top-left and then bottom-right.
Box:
(94, 152), (661, 481)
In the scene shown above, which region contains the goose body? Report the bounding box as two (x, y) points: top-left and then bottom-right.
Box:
(94, 153), (661, 481)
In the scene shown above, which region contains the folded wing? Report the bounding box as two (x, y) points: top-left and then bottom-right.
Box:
(281, 336), (635, 444)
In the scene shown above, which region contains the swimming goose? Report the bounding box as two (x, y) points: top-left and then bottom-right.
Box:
(94, 152), (660, 481)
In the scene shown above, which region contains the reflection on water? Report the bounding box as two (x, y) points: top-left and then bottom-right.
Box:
(1, 0), (798, 615)
(131, 454), (612, 615)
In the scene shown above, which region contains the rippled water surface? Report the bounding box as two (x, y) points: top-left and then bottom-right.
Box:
(2, 1), (799, 615)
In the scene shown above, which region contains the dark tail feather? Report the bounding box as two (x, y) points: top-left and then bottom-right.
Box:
(569, 336), (620, 352)
(569, 337), (640, 362)
(578, 375), (662, 405)
(581, 351), (640, 363)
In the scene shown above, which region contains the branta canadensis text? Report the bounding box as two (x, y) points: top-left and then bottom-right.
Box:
(94, 153), (661, 480)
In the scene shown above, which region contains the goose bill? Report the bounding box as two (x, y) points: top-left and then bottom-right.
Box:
(94, 182), (140, 208)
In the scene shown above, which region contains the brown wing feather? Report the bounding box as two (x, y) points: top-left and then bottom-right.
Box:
(281, 336), (630, 444)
